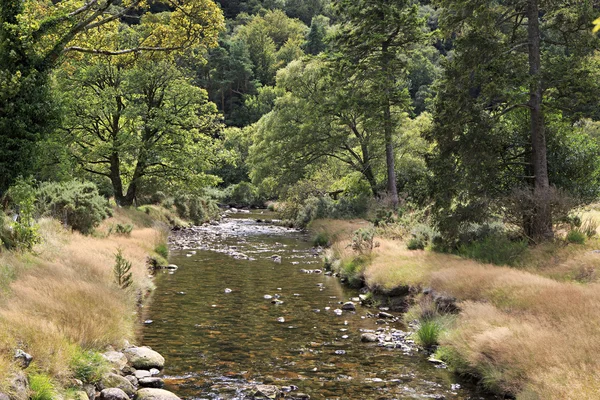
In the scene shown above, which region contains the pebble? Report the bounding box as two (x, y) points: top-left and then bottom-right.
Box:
(224, 288), (232, 294)
(277, 317), (286, 323)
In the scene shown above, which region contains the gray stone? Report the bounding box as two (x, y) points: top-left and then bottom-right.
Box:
(8, 372), (28, 400)
(103, 351), (128, 370)
(125, 375), (138, 387)
(100, 388), (129, 400)
(0, 393), (10, 400)
(14, 350), (33, 369)
(166, 264), (178, 270)
(360, 333), (379, 343)
(124, 347), (165, 370)
(290, 394), (310, 400)
(341, 302), (356, 311)
(83, 383), (96, 400)
(138, 377), (164, 389)
(378, 312), (394, 319)
(135, 388), (181, 400)
(252, 384), (280, 399)
(99, 373), (136, 397)
(149, 368), (160, 376)
(134, 370), (152, 379)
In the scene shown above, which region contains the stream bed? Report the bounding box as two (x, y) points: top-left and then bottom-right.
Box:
(140, 211), (495, 400)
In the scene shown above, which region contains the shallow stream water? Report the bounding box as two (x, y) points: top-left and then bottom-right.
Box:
(140, 212), (494, 400)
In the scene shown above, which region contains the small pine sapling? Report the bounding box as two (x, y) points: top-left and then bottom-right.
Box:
(114, 248), (133, 289)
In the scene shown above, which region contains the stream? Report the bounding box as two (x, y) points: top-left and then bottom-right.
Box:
(139, 211), (494, 400)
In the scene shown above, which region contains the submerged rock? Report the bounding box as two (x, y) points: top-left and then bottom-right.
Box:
(124, 347), (165, 370)
(135, 388), (181, 400)
(361, 333), (379, 343)
(138, 377), (164, 389)
(341, 302), (356, 311)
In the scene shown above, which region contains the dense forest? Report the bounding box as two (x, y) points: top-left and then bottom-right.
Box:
(2, 0), (600, 399)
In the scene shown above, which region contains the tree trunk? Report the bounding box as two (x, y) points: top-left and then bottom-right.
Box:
(110, 151), (128, 206)
(527, 0), (553, 240)
(382, 42), (399, 208)
(359, 142), (379, 197)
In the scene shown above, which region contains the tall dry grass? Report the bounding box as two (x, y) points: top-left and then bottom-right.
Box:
(0, 212), (165, 391)
(315, 218), (600, 399)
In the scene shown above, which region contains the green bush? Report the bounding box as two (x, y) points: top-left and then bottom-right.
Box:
(566, 229), (586, 244)
(295, 196), (334, 228)
(457, 234), (528, 266)
(29, 373), (56, 400)
(70, 349), (109, 383)
(312, 231), (330, 247)
(340, 255), (368, 288)
(416, 320), (442, 348)
(36, 181), (110, 234)
(407, 237), (425, 250)
(174, 194), (220, 225)
(110, 223), (133, 236)
(407, 224), (439, 250)
(351, 228), (375, 255)
(2, 178), (41, 250)
(225, 182), (263, 207)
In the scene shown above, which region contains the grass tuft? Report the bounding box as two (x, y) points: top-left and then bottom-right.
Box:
(416, 320), (443, 348)
(70, 349), (109, 383)
(29, 373), (56, 400)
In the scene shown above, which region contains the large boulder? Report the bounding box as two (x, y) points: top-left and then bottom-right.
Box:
(252, 385), (281, 399)
(99, 388), (129, 400)
(135, 388), (181, 400)
(124, 347), (165, 370)
(99, 373), (136, 397)
(102, 351), (128, 370)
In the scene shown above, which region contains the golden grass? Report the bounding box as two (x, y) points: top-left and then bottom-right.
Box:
(0, 210), (165, 391)
(315, 217), (600, 399)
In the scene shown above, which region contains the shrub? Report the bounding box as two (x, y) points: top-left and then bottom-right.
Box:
(458, 234), (528, 266)
(2, 178), (40, 250)
(29, 373), (56, 400)
(295, 196), (334, 228)
(36, 181), (110, 234)
(174, 194), (220, 225)
(149, 191), (167, 205)
(312, 232), (330, 247)
(351, 228), (375, 255)
(114, 248), (133, 290)
(226, 182), (261, 207)
(110, 223), (133, 236)
(566, 229), (586, 244)
(416, 320), (443, 348)
(407, 224), (439, 250)
(340, 256), (368, 288)
(70, 349), (109, 383)
(407, 237), (425, 250)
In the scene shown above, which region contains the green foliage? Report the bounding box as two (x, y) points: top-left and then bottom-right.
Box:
(36, 181), (110, 234)
(566, 230), (586, 245)
(351, 228), (375, 255)
(174, 194), (221, 225)
(340, 255), (368, 288)
(225, 181), (263, 207)
(416, 320), (442, 348)
(295, 196), (334, 228)
(70, 349), (109, 384)
(114, 249), (133, 290)
(407, 224), (439, 251)
(312, 231), (330, 247)
(155, 243), (169, 260)
(29, 373), (57, 400)
(457, 235), (528, 266)
(2, 178), (40, 250)
(109, 224), (133, 237)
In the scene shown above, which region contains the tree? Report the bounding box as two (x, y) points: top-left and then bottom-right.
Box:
(331, 0), (426, 207)
(0, 0), (224, 192)
(57, 58), (223, 206)
(304, 15), (329, 55)
(249, 58), (384, 196)
(430, 0), (600, 240)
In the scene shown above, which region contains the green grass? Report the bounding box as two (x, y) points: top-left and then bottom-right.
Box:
(29, 373), (57, 400)
(416, 320), (443, 348)
(70, 349), (109, 383)
(457, 235), (528, 266)
(566, 229), (586, 244)
(154, 243), (169, 259)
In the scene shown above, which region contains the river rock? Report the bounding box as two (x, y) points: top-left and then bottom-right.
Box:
(124, 346), (165, 369)
(100, 388), (130, 400)
(289, 394), (310, 400)
(378, 312), (394, 319)
(341, 302), (356, 311)
(361, 333), (379, 343)
(135, 388), (181, 400)
(14, 349), (33, 369)
(125, 375), (138, 387)
(0, 393), (10, 400)
(252, 384), (281, 399)
(149, 368), (160, 376)
(134, 370), (152, 379)
(138, 377), (164, 389)
(103, 351), (128, 370)
(166, 264), (178, 270)
(99, 373), (136, 396)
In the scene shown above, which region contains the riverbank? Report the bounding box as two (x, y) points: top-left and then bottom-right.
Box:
(312, 218), (600, 399)
(0, 207), (176, 398)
